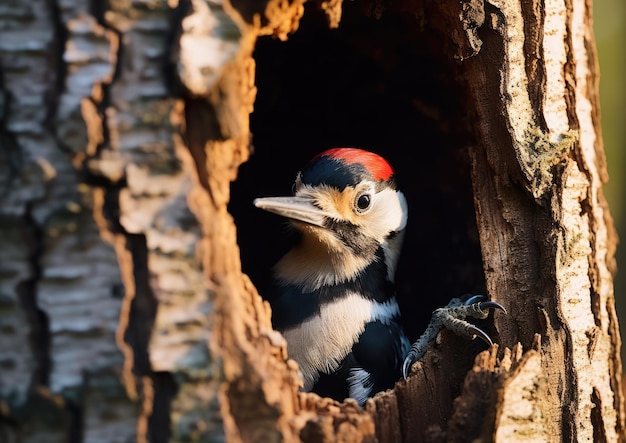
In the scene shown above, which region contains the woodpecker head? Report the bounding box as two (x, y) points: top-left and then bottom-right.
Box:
(254, 148), (408, 290)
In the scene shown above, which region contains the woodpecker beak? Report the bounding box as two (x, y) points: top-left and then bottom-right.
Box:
(253, 196), (331, 228)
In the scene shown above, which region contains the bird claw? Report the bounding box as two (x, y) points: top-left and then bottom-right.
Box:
(402, 295), (506, 380)
(466, 324), (494, 346)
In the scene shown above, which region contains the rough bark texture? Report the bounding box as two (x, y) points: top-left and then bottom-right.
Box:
(462, 0), (624, 438)
(0, 0), (622, 442)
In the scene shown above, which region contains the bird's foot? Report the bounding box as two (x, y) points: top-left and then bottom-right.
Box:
(402, 295), (506, 379)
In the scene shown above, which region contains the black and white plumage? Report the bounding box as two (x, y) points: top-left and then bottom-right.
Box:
(254, 148), (409, 405)
(254, 147), (505, 405)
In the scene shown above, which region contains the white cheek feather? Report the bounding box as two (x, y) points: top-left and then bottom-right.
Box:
(363, 188), (407, 281)
(281, 294), (401, 391)
(382, 230), (405, 282)
(363, 188), (407, 238)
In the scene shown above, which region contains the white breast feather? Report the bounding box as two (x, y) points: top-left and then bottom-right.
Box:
(281, 294), (400, 391)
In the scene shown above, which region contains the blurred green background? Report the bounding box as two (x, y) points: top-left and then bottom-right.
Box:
(594, 0), (626, 363)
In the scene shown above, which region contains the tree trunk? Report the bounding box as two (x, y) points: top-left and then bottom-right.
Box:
(0, 0), (622, 442)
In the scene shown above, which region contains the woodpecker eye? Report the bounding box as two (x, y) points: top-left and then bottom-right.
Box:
(354, 193), (372, 213)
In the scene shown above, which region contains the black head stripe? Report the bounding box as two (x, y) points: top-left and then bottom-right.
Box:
(300, 156), (376, 191)
(324, 219), (379, 257)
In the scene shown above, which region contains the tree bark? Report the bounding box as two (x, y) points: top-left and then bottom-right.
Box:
(0, 0), (622, 442)
(462, 0), (624, 439)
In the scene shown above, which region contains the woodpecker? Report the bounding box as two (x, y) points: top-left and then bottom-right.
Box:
(254, 147), (504, 405)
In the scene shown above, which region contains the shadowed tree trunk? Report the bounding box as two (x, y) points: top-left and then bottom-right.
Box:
(0, 0), (623, 442)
